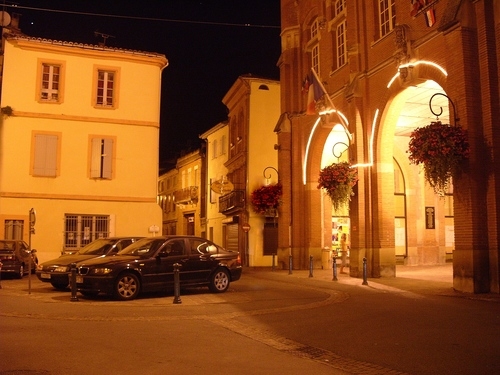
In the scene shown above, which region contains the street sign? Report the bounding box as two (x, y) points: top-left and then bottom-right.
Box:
(242, 223), (251, 232)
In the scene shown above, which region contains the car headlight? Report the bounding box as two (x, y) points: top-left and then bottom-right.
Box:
(91, 268), (113, 275)
(54, 266), (70, 273)
(36, 264), (43, 271)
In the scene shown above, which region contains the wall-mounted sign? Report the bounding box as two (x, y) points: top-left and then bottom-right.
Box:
(425, 207), (435, 229)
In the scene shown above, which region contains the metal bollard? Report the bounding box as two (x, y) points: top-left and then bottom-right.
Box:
(362, 257), (368, 285)
(70, 263), (79, 302)
(272, 253), (276, 272)
(288, 255), (293, 275)
(0, 261), (3, 289)
(332, 256), (338, 281)
(309, 255), (313, 278)
(173, 263), (182, 304)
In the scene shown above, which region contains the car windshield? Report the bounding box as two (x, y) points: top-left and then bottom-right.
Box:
(0, 241), (15, 251)
(117, 238), (165, 258)
(77, 239), (116, 255)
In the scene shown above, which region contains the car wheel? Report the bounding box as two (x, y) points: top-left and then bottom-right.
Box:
(17, 265), (24, 279)
(209, 268), (230, 293)
(114, 272), (140, 301)
(51, 282), (69, 290)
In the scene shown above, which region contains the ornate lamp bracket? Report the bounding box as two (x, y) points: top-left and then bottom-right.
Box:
(263, 166), (279, 184)
(332, 141), (350, 162)
(429, 93), (459, 126)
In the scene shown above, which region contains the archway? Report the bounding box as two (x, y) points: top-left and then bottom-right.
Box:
(380, 79), (454, 269)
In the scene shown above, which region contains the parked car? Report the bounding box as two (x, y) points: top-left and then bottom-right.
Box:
(0, 240), (38, 278)
(36, 237), (143, 290)
(76, 236), (242, 300)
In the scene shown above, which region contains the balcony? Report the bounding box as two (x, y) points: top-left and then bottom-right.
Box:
(219, 190), (245, 214)
(174, 186), (198, 205)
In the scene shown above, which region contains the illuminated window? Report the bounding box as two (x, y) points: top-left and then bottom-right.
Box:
(31, 132), (60, 177)
(379, 0), (396, 37)
(89, 137), (114, 179)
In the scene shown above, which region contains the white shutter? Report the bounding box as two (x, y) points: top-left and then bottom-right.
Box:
(34, 134), (58, 176)
(90, 138), (102, 178)
(102, 138), (113, 179)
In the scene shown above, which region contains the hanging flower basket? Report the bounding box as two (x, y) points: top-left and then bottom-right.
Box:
(407, 121), (470, 195)
(317, 162), (358, 211)
(250, 184), (282, 215)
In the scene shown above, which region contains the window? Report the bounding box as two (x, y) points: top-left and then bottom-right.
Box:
(37, 60), (65, 103)
(31, 132), (60, 177)
(89, 137), (114, 179)
(220, 135), (227, 155)
(64, 214), (110, 251)
(212, 139), (218, 159)
(336, 21), (347, 68)
(379, 0), (396, 38)
(334, 0), (345, 15)
(312, 44), (320, 74)
(4, 220), (24, 240)
(309, 19), (320, 74)
(41, 64), (60, 101)
(93, 66), (119, 108)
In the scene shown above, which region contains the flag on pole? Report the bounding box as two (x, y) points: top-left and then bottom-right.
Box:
(424, 9), (436, 27)
(303, 71), (323, 115)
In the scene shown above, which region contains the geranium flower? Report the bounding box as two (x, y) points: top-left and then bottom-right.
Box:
(317, 162), (358, 211)
(251, 184), (283, 215)
(407, 121), (469, 195)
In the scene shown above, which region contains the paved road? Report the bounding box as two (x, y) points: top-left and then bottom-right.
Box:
(1, 265), (499, 375)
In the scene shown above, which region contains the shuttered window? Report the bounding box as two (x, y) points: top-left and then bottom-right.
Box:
(90, 138), (113, 179)
(33, 133), (58, 177)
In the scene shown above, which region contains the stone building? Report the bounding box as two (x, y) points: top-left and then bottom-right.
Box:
(276, 0), (499, 293)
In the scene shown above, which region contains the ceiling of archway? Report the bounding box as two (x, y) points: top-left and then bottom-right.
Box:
(395, 80), (449, 137)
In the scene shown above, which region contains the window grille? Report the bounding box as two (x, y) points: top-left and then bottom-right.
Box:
(64, 214), (110, 251)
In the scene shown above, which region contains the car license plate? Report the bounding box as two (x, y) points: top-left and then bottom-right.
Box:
(76, 276), (83, 283)
(41, 273), (51, 279)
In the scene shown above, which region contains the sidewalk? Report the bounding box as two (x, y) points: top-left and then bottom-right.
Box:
(253, 263), (500, 301)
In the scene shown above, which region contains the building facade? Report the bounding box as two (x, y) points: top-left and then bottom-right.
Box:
(200, 121), (230, 246)
(276, 0), (500, 293)
(0, 19), (168, 262)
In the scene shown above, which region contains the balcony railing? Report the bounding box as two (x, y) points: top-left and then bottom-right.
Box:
(174, 186), (198, 205)
(219, 190), (245, 214)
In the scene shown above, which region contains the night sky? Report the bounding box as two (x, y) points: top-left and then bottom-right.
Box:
(6, 1), (281, 168)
